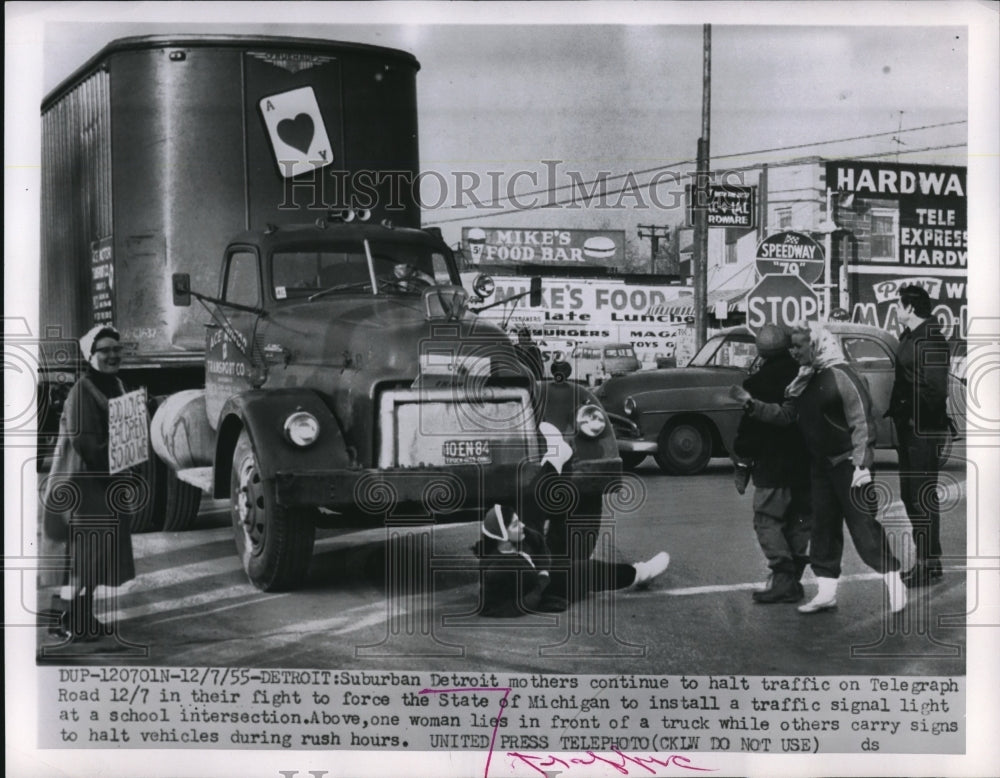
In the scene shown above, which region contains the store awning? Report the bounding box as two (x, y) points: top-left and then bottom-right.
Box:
(647, 287), (751, 319)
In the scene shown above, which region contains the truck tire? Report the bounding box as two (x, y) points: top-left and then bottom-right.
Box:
(128, 455), (202, 533)
(654, 417), (713, 475)
(231, 429), (315, 591)
(129, 456), (166, 533)
(160, 467), (202, 532)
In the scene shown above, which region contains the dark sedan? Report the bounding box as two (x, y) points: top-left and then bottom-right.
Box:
(595, 323), (963, 475)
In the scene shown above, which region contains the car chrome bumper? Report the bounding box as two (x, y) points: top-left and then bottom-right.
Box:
(618, 439), (659, 454)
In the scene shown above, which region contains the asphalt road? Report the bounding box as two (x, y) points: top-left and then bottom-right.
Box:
(38, 449), (968, 677)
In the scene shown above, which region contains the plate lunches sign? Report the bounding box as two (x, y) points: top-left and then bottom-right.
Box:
(108, 389), (149, 474)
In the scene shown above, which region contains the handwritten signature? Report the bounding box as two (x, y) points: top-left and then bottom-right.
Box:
(509, 750), (716, 777)
(419, 688), (714, 778)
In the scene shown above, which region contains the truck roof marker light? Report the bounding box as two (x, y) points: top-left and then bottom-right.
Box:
(264, 223), (279, 235)
(356, 208), (372, 222)
(381, 219), (394, 229)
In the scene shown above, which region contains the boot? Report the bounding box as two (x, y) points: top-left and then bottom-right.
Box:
(68, 592), (102, 642)
(631, 552), (670, 589)
(753, 572), (804, 604)
(797, 576), (838, 613)
(883, 571), (907, 613)
(48, 608), (73, 641)
(754, 573), (774, 593)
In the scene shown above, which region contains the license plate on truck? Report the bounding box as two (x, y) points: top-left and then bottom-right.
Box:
(442, 439), (491, 464)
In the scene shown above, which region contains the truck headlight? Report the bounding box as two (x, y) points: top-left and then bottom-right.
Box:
(624, 396), (637, 416)
(576, 404), (607, 438)
(284, 411), (320, 447)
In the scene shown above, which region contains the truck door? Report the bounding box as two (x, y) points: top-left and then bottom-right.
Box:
(205, 247), (261, 427)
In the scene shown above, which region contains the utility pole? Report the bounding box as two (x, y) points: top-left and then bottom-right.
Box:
(637, 225), (671, 274)
(693, 24), (712, 350)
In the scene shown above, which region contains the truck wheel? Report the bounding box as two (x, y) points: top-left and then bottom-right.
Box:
(620, 452), (647, 471)
(231, 430), (315, 591)
(160, 466), (202, 532)
(128, 455), (202, 533)
(129, 456), (166, 533)
(654, 417), (713, 475)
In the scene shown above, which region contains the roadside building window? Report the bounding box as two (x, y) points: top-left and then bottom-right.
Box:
(869, 207), (899, 262)
(776, 208), (792, 229)
(725, 241), (738, 265)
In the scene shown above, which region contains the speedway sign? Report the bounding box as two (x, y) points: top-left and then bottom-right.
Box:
(755, 230), (825, 284)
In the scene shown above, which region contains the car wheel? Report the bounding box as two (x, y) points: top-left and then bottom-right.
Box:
(654, 417), (713, 475)
(231, 429), (316, 591)
(620, 452), (647, 471)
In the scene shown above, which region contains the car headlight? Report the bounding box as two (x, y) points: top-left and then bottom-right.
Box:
(576, 404), (607, 438)
(284, 411), (320, 447)
(623, 396), (637, 416)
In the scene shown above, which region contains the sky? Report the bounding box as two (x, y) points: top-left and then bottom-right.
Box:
(12, 2), (983, 255)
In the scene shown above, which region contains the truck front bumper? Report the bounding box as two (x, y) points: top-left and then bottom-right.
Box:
(272, 457), (622, 518)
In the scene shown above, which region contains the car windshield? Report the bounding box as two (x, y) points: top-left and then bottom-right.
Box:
(688, 332), (758, 368)
(271, 240), (454, 300)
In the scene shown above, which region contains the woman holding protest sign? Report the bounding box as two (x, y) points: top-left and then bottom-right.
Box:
(41, 324), (137, 643)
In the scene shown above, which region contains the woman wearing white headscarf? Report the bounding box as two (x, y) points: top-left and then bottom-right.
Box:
(730, 322), (906, 614)
(41, 324), (136, 643)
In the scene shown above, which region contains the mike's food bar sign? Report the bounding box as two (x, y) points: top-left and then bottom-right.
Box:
(463, 227), (625, 266)
(826, 160), (967, 341)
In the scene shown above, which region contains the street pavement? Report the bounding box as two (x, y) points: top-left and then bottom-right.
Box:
(37, 450), (968, 677)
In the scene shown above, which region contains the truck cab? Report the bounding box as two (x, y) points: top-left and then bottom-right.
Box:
(154, 213), (622, 590)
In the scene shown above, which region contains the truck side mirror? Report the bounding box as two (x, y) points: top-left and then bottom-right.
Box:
(172, 273), (192, 306)
(529, 276), (543, 307)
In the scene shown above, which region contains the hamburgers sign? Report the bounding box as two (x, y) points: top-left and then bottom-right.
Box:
(755, 230), (825, 284)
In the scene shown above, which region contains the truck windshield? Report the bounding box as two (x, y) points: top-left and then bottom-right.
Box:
(271, 241), (454, 300)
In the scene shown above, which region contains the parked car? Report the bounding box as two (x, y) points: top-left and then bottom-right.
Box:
(595, 323), (963, 475)
(571, 342), (641, 386)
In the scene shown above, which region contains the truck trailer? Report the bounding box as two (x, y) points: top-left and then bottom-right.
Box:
(39, 36), (622, 591)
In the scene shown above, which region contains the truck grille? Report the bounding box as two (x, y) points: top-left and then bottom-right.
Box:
(376, 386), (538, 469)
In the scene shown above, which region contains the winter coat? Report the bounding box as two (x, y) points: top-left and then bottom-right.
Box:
(40, 369), (136, 588)
(887, 319), (950, 433)
(473, 503), (552, 618)
(733, 353), (810, 488)
(751, 363), (877, 470)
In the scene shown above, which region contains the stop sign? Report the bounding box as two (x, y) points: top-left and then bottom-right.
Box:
(746, 274), (820, 334)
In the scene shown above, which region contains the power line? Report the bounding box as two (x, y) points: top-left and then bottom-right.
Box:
(423, 120), (966, 225)
(424, 141), (966, 226)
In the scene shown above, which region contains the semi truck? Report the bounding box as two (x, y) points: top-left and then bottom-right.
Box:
(39, 35), (622, 590)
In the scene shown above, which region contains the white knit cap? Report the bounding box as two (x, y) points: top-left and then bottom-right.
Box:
(79, 323), (120, 357)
